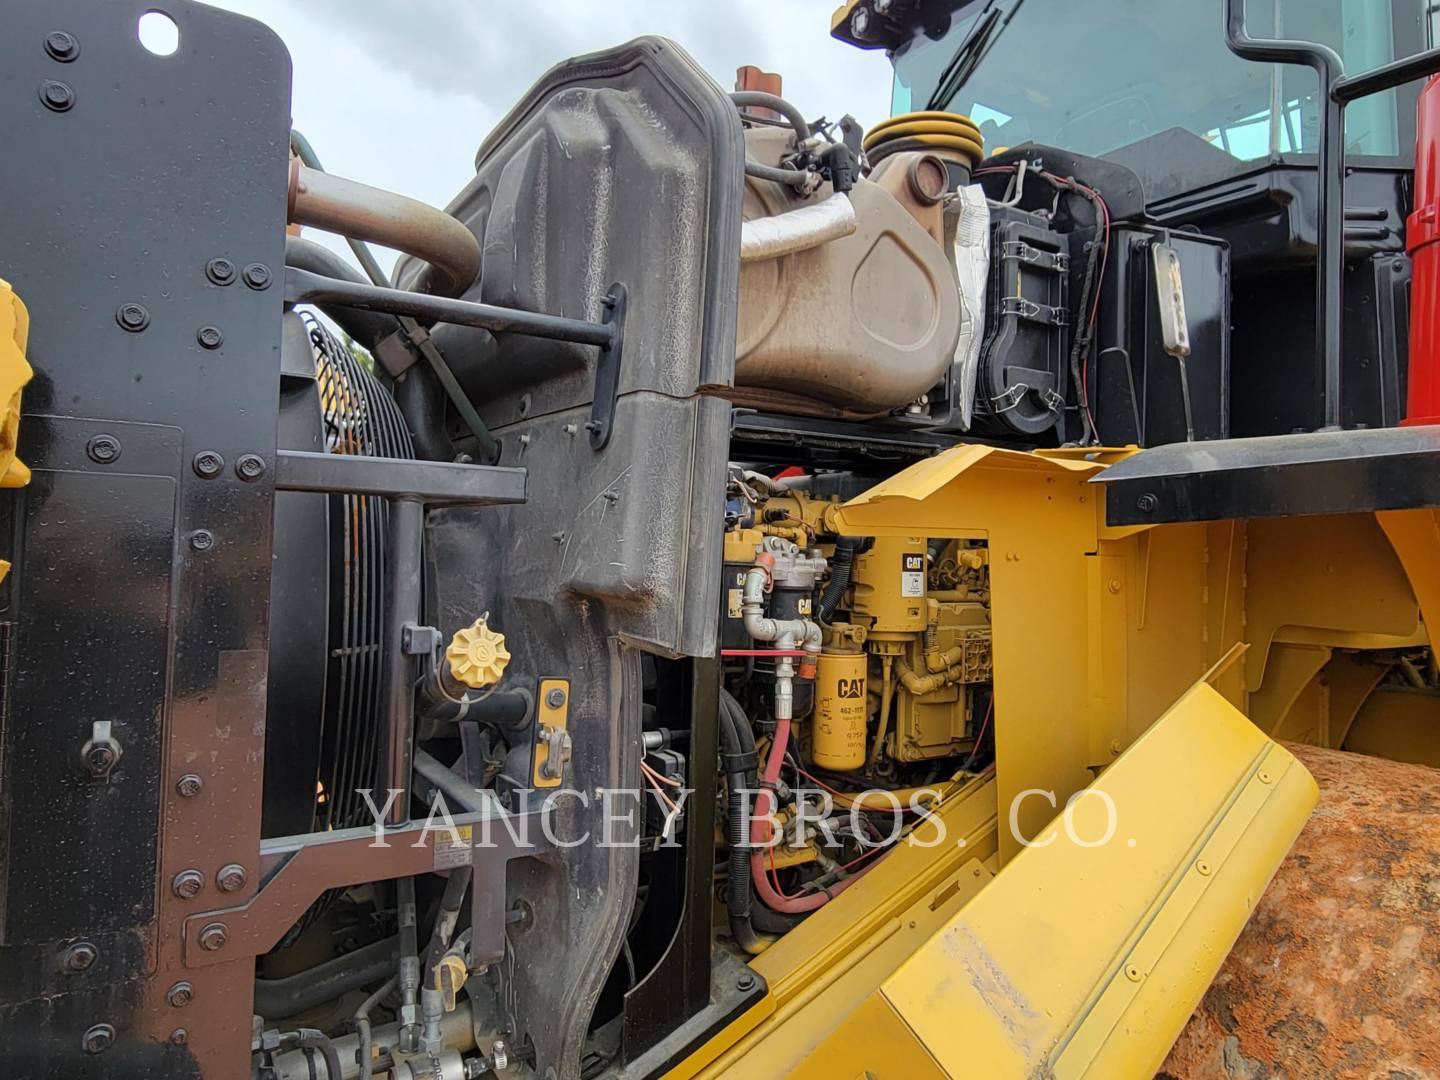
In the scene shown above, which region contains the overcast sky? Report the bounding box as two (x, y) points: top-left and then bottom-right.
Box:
(204, 0), (894, 274)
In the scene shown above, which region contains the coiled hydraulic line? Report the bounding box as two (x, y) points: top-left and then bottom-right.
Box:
(863, 111), (985, 171)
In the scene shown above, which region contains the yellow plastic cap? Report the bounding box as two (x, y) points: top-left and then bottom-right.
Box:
(446, 618), (510, 688)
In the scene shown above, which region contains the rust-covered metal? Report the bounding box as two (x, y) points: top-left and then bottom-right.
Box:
(1163, 742), (1440, 1079)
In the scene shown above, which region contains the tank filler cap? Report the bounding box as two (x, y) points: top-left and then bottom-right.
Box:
(446, 618), (510, 689)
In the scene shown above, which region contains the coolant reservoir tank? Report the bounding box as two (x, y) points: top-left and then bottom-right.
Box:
(735, 129), (960, 415)
(813, 651), (868, 771)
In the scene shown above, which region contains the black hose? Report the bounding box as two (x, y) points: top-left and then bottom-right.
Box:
(354, 974), (397, 1079)
(818, 537), (861, 622)
(718, 690), (766, 955)
(730, 91), (812, 142)
(389, 364), (453, 462)
(254, 936), (399, 1019)
(423, 869), (471, 985)
(279, 1029), (343, 1080)
(744, 159), (814, 188)
(284, 237), (404, 350)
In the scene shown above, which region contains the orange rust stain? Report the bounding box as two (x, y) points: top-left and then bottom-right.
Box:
(1162, 744), (1440, 1079)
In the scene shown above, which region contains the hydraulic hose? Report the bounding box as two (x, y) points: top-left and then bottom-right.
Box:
(423, 869), (471, 986)
(818, 537), (861, 622)
(750, 715), (861, 914)
(863, 111), (984, 171)
(277, 1029), (343, 1080)
(719, 691), (769, 955)
(730, 91), (811, 142)
(254, 936), (400, 1019)
(354, 975), (397, 1079)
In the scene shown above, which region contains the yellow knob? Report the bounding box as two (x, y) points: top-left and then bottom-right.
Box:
(446, 618), (510, 689)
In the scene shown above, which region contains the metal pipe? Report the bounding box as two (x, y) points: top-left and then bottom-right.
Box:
(269, 996), (476, 1080)
(414, 749), (491, 815)
(1333, 46), (1440, 104)
(1225, 0), (1345, 430)
(285, 267), (614, 348)
(288, 160), (481, 297)
(283, 236), (403, 349)
(383, 496), (425, 826)
(740, 192), (857, 263)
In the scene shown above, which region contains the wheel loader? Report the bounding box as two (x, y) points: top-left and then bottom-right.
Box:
(0, 0), (1438, 1076)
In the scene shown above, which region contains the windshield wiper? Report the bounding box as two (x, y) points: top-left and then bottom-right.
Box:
(926, 0), (1025, 112)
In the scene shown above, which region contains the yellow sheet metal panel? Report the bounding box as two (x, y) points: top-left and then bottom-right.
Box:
(674, 775), (999, 1079)
(0, 277), (32, 491)
(803, 680), (1316, 1078)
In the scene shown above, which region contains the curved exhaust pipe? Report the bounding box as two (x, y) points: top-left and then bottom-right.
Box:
(287, 160), (481, 297)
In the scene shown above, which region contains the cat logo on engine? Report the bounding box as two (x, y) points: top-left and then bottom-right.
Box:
(837, 678), (864, 699)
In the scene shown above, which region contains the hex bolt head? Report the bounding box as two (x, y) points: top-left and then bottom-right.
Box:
(216, 863), (247, 893)
(192, 450), (224, 479)
(171, 869), (204, 900)
(167, 981), (194, 1008)
(737, 972), (757, 992)
(176, 773), (203, 798)
(545, 687), (567, 709)
(86, 434), (121, 465)
(81, 1024), (115, 1054)
(1134, 493), (1159, 513)
(115, 302), (150, 332)
(242, 263), (272, 290)
(235, 453), (266, 482)
(190, 529), (214, 552)
(63, 942), (98, 974)
(196, 325), (224, 350)
(169, 1028), (188, 1046)
(197, 922), (228, 952)
(44, 31), (80, 62)
(205, 258), (237, 286)
(39, 79), (75, 111)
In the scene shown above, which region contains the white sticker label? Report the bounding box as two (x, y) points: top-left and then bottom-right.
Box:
(901, 553), (925, 598)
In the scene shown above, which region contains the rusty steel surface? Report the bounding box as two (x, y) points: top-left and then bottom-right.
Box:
(1162, 742), (1440, 1080)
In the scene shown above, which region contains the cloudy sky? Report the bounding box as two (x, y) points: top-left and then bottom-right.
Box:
(205, 1), (895, 273)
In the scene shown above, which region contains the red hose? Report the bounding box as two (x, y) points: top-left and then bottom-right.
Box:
(749, 717), (861, 913)
(1406, 75), (1440, 425)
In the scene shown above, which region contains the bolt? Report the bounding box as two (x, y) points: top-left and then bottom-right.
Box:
(166, 981), (194, 1008)
(44, 31), (80, 62)
(584, 420), (602, 433)
(545, 687), (567, 709)
(198, 922), (228, 952)
(205, 258), (237, 286)
(86, 434), (122, 464)
(235, 454), (266, 482)
(562, 423), (578, 436)
(190, 529), (214, 552)
(242, 263), (272, 290)
(192, 450), (224, 479)
(81, 1024), (115, 1054)
(850, 7), (870, 36)
(169, 1028), (188, 1046)
(196, 325), (223, 350)
(63, 942), (97, 973)
(172, 869), (204, 900)
(115, 302), (150, 332)
(1134, 493), (1159, 514)
(176, 773), (203, 798)
(216, 863), (247, 893)
(737, 972), (757, 992)
(39, 79), (75, 111)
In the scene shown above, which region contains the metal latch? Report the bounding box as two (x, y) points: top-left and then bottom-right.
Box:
(532, 678), (572, 787)
(1001, 240), (1069, 273)
(1000, 295), (1070, 326)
